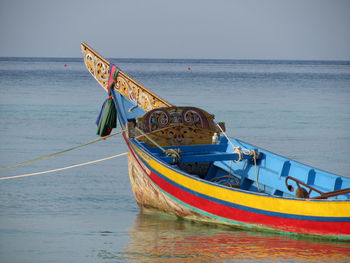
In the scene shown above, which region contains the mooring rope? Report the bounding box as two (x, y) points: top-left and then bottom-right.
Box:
(0, 152), (127, 181)
(0, 130), (125, 171)
(135, 127), (166, 153)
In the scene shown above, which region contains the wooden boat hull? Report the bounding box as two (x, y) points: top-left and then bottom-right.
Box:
(125, 135), (350, 240)
(128, 141), (212, 221)
(81, 42), (350, 240)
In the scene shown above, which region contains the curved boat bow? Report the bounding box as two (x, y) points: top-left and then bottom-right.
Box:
(81, 42), (350, 240)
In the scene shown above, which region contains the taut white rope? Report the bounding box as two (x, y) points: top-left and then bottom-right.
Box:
(0, 152), (127, 181)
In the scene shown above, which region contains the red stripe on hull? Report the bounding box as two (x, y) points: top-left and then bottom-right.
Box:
(148, 170), (350, 236)
(125, 137), (350, 237)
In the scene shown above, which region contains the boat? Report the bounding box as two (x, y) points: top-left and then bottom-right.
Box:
(81, 42), (350, 240)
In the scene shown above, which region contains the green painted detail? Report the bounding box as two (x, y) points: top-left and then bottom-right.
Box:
(153, 184), (350, 241)
(113, 69), (119, 81)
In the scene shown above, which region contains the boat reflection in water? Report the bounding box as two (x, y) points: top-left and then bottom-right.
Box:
(118, 211), (350, 262)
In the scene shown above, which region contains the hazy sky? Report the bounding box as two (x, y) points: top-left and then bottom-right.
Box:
(0, 0), (349, 60)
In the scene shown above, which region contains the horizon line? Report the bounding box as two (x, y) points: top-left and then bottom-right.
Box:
(0, 56), (349, 63)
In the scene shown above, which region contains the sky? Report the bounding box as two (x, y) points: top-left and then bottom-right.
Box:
(0, 0), (349, 60)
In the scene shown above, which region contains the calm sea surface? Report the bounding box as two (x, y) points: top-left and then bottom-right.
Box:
(0, 58), (350, 262)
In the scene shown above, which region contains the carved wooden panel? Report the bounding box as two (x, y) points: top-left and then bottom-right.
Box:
(81, 43), (110, 91)
(139, 107), (216, 133)
(136, 106), (217, 146)
(137, 125), (215, 146)
(81, 42), (172, 111)
(114, 73), (171, 111)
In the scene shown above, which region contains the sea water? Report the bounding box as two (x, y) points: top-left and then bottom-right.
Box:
(0, 58), (349, 262)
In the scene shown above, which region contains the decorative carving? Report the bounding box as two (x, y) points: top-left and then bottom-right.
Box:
(81, 44), (110, 91)
(81, 42), (172, 112)
(138, 125), (215, 146)
(136, 106), (217, 146)
(140, 107), (215, 133)
(148, 110), (170, 131)
(114, 74), (171, 111)
(183, 109), (207, 128)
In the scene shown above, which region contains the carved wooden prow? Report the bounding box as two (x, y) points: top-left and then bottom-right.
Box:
(81, 42), (172, 111)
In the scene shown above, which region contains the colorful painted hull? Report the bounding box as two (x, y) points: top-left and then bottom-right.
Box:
(125, 136), (350, 240)
(81, 42), (350, 240)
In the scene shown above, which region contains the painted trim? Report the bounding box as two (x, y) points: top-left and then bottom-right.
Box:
(129, 140), (350, 218)
(125, 139), (350, 237)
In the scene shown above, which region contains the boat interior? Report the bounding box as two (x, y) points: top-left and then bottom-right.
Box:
(126, 106), (350, 200)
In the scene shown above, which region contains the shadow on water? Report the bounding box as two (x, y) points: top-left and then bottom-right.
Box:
(99, 211), (350, 263)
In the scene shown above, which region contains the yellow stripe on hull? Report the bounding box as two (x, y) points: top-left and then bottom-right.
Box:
(131, 142), (350, 218)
